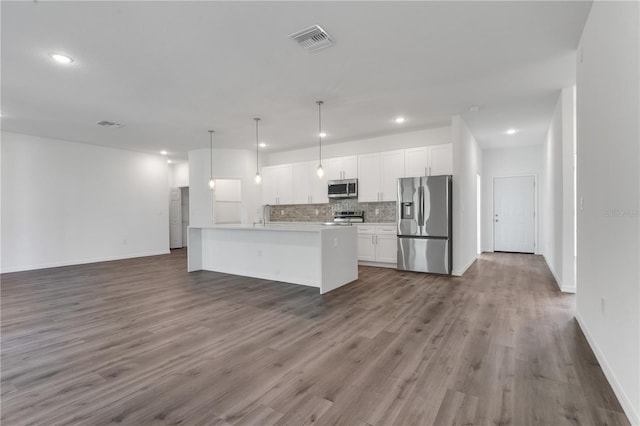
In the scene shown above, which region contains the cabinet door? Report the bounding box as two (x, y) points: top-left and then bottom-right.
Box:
(375, 233), (398, 263)
(342, 156), (358, 179)
(310, 171), (328, 204)
(292, 162), (312, 204)
(357, 233), (376, 261)
(357, 153), (381, 202)
(381, 150), (405, 202)
(429, 144), (453, 176)
(404, 147), (428, 177)
(276, 164), (294, 204)
(324, 158), (343, 181)
(261, 166), (279, 205)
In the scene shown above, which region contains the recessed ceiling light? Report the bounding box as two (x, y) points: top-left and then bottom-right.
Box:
(49, 53), (73, 64)
(167, 159), (172, 164)
(160, 150), (168, 155)
(395, 117), (405, 124)
(468, 105), (480, 112)
(319, 132), (327, 138)
(506, 128), (518, 135)
(259, 142), (267, 148)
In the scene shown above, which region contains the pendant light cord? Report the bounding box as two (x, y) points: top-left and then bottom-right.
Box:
(317, 101), (323, 166)
(209, 130), (214, 180)
(255, 118), (260, 172)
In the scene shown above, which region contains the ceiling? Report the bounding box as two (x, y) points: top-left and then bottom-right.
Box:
(1, 1), (592, 159)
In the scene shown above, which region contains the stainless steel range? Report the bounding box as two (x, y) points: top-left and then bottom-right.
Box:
(333, 210), (364, 223)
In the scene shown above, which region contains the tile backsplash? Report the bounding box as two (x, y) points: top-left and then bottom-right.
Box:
(268, 200), (396, 223)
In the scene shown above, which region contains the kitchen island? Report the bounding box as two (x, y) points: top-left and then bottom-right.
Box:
(187, 224), (358, 294)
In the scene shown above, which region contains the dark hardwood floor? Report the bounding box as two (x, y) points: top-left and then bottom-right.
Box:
(1, 250), (629, 425)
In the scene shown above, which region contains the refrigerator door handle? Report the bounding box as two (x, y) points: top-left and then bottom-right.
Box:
(418, 185), (424, 235)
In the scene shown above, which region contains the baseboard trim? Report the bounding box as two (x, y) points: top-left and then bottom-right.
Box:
(1, 250), (171, 274)
(452, 255), (477, 276)
(575, 313), (639, 425)
(358, 261), (397, 269)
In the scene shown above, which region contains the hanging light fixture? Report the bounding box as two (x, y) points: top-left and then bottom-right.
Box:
(254, 118), (262, 184)
(316, 100), (324, 178)
(208, 130), (215, 189)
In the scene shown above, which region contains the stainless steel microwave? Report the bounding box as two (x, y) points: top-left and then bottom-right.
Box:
(328, 179), (358, 199)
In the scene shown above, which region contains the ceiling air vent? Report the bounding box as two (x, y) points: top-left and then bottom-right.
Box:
(97, 120), (123, 128)
(289, 24), (334, 53)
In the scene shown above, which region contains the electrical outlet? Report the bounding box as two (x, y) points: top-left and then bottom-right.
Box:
(375, 208), (379, 215)
(281, 210), (284, 215)
(315, 209), (319, 216)
(334, 237), (338, 247)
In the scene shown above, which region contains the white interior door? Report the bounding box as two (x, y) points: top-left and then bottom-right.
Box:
(494, 176), (535, 253)
(169, 188), (182, 249)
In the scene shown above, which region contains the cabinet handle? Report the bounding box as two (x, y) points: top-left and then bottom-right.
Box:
(429, 166), (432, 176)
(372, 235), (374, 244)
(425, 167), (427, 176)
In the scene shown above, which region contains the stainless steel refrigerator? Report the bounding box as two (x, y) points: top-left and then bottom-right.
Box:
(397, 175), (452, 274)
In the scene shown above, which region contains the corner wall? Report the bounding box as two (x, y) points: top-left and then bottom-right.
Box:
(451, 116), (482, 276)
(575, 1), (639, 422)
(1, 131), (170, 273)
(540, 87), (576, 293)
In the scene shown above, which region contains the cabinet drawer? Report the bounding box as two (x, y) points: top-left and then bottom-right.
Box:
(357, 226), (375, 234)
(377, 226), (396, 235)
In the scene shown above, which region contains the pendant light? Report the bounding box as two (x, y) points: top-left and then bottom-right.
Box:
(208, 130), (215, 189)
(254, 118), (262, 184)
(316, 100), (324, 178)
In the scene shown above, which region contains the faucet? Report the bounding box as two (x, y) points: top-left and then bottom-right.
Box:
(262, 204), (271, 226)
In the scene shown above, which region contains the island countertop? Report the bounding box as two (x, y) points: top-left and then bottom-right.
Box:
(193, 223), (355, 232)
(187, 224), (358, 294)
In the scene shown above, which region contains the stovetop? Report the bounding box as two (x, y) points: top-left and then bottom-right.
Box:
(333, 210), (364, 223)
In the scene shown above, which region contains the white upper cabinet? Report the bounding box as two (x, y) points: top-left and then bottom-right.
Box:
(293, 161), (328, 205)
(357, 153), (381, 202)
(381, 150), (404, 202)
(292, 162), (312, 204)
(325, 156), (357, 180)
(404, 147), (429, 177)
(357, 150), (404, 202)
(403, 144), (452, 177)
(261, 164), (293, 205)
(429, 144), (453, 176)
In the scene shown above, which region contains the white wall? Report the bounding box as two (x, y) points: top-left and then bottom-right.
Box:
(541, 94), (564, 287)
(189, 148), (263, 227)
(575, 2), (639, 423)
(540, 87), (577, 293)
(1, 131), (170, 273)
(481, 144), (543, 253)
(169, 161), (189, 188)
(268, 126), (451, 165)
(451, 116), (482, 276)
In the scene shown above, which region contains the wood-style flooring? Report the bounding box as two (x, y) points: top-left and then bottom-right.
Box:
(1, 250), (629, 425)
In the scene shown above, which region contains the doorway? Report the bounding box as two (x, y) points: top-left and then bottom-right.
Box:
(493, 176), (535, 253)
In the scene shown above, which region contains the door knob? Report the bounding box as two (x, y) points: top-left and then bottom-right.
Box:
(495, 219), (499, 222)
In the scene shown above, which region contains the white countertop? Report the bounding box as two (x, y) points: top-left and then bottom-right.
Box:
(190, 223), (356, 233)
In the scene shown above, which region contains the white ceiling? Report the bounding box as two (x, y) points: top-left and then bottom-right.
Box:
(1, 1), (592, 159)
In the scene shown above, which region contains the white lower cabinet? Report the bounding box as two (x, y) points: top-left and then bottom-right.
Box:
(356, 224), (397, 264)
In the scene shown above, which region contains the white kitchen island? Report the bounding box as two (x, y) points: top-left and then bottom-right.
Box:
(187, 224), (358, 294)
